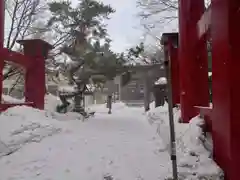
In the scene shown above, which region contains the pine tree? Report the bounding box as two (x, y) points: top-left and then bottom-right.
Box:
(48, 0), (127, 113)
(48, 0), (125, 84)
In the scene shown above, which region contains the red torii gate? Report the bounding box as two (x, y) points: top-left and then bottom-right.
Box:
(0, 0), (53, 111)
(162, 0), (240, 179)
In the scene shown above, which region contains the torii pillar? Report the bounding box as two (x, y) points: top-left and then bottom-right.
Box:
(211, 0), (240, 179)
(0, 0), (4, 102)
(17, 39), (53, 109)
(178, 0), (210, 122)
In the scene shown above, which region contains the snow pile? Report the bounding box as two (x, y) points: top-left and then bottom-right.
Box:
(44, 94), (61, 111)
(2, 93), (62, 112)
(0, 103), (85, 157)
(0, 93), (86, 156)
(0, 106), (61, 158)
(147, 104), (223, 179)
(2, 94), (24, 103)
(155, 77), (167, 85)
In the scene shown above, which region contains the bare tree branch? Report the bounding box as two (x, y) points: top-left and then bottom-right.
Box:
(8, 73), (23, 94)
(3, 0), (49, 90)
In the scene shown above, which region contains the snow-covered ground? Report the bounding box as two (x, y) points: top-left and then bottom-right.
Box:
(0, 95), (222, 180)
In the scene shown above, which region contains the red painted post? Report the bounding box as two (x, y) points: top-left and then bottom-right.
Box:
(17, 39), (53, 110)
(168, 37), (180, 106)
(161, 33), (180, 106)
(178, 0), (209, 122)
(211, 0), (240, 179)
(0, 0), (4, 103)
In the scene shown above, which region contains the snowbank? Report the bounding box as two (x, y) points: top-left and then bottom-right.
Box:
(147, 103), (223, 179)
(0, 100), (84, 159)
(2, 94), (24, 103)
(44, 94), (61, 111)
(0, 93), (88, 157)
(0, 106), (60, 158)
(2, 94), (62, 112)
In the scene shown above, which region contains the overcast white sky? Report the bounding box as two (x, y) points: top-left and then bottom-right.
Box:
(71, 0), (148, 52)
(92, 0), (143, 53)
(4, 0), (177, 53)
(94, 0), (178, 53)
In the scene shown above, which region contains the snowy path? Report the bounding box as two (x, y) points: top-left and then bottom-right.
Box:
(0, 106), (172, 180)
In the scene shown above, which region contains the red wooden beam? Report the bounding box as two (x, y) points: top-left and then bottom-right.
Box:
(0, 48), (33, 68)
(197, 5), (212, 38)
